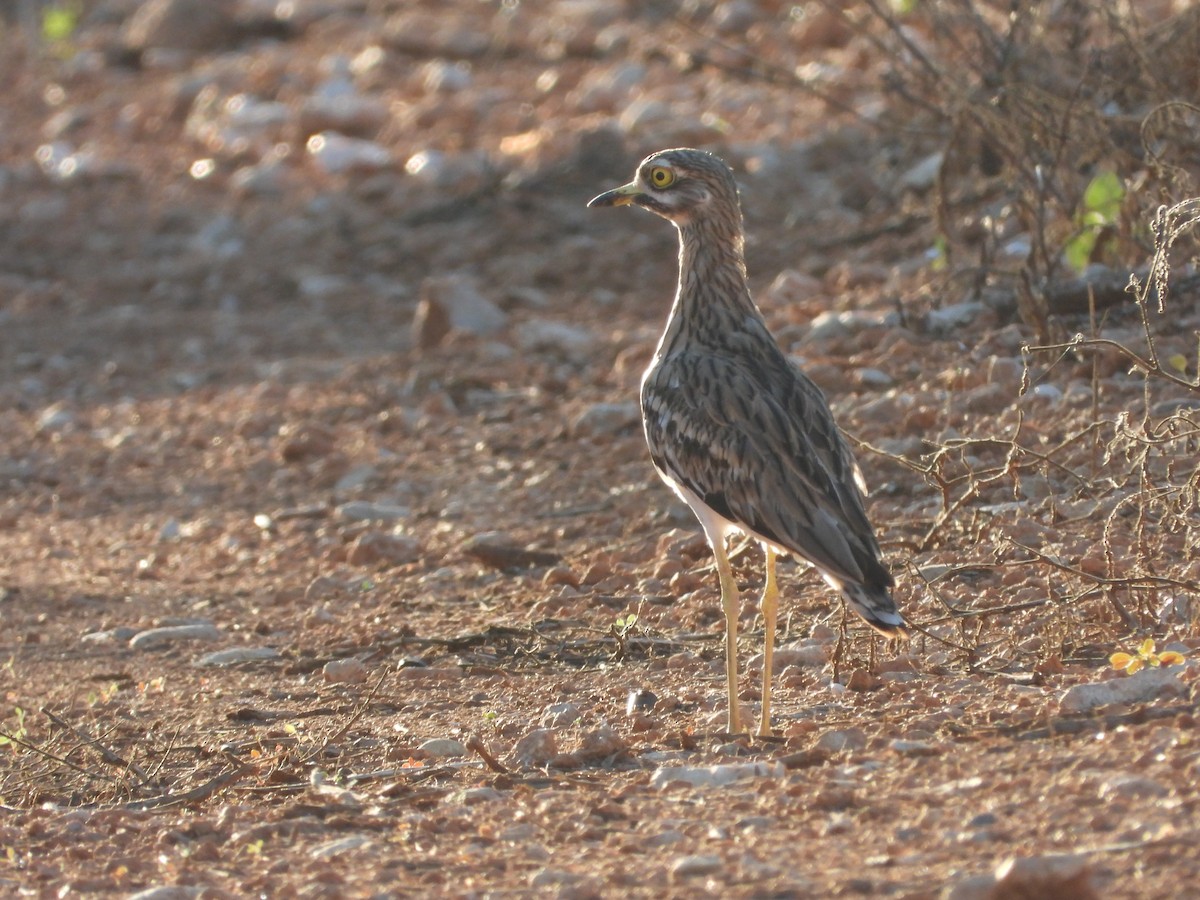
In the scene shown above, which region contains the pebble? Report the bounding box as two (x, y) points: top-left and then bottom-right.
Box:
(815, 727), (867, 753)
(1059, 665), (1187, 713)
(404, 149), (491, 193)
(419, 738), (467, 758)
(455, 786), (503, 804)
(195, 647), (280, 667)
(309, 835), (372, 859)
(419, 274), (507, 336)
(899, 151), (944, 192)
(36, 402), (75, 433)
(307, 132), (392, 175)
(323, 657), (369, 684)
(569, 401), (639, 438)
(529, 868), (584, 889)
(301, 74), (388, 136)
(463, 531), (559, 569)
(123, 0), (239, 53)
(618, 97), (671, 134)
(994, 853), (1096, 899)
(925, 301), (986, 334)
(421, 59), (472, 93)
(890, 738), (941, 757)
(507, 728), (558, 769)
(515, 319), (597, 355)
(645, 828), (685, 847)
(346, 531), (422, 566)
(671, 854), (723, 880)
(541, 702), (582, 728)
(749, 640), (828, 672)
(650, 761), (785, 789)
(762, 268), (822, 306)
(81, 627), (140, 643)
(335, 501), (410, 522)
(127, 888), (205, 900)
(129, 623), (221, 650)
(1098, 772), (1168, 800)
(856, 367), (894, 388)
(800, 310), (885, 345)
(626, 689), (657, 715)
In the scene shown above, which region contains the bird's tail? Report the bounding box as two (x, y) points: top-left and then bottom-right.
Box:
(841, 581), (908, 639)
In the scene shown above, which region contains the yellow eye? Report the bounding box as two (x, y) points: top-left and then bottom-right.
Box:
(648, 166), (675, 188)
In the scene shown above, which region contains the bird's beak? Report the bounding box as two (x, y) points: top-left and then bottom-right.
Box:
(588, 181), (642, 208)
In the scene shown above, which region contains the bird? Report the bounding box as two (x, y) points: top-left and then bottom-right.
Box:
(588, 148), (907, 736)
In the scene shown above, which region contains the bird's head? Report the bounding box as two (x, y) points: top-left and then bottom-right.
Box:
(587, 148), (739, 227)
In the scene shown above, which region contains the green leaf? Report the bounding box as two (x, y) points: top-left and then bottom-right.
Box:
(42, 3), (80, 43)
(1064, 229), (1097, 272)
(1082, 170), (1123, 224)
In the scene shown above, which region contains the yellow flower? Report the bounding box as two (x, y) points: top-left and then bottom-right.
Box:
(1110, 638), (1185, 674)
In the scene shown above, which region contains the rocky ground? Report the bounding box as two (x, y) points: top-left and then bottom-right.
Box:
(1, 0), (1199, 897)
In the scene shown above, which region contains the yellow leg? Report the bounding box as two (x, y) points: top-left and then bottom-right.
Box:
(711, 536), (742, 734)
(758, 546), (779, 738)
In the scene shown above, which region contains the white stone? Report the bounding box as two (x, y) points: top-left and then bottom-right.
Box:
(1059, 666), (1187, 713)
(650, 761), (785, 789)
(569, 402), (639, 438)
(196, 647), (280, 667)
(130, 624), (221, 650)
(815, 727), (867, 752)
(419, 738), (468, 758)
(307, 132), (392, 175)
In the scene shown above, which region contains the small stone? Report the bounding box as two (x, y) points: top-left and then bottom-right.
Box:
(307, 132), (392, 175)
(561, 726), (628, 766)
(123, 0), (238, 53)
(541, 702), (582, 728)
(626, 689), (657, 715)
(335, 501), (411, 523)
(419, 738), (467, 758)
(129, 623), (221, 650)
(569, 402), (639, 438)
(899, 151), (944, 192)
(277, 422), (335, 463)
(81, 627), (140, 643)
(309, 835), (371, 859)
(127, 888), (205, 900)
(763, 268), (822, 306)
(856, 367), (894, 388)
(421, 59), (472, 92)
(305, 576), (347, 602)
(412, 295), (452, 349)
(890, 738), (941, 757)
(529, 868), (583, 889)
(463, 532), (559, 569)
(196, 647), (280, 667)
(515, 319), (597, 356)
(671, 854), (722, 880)
(815, 728), (867, 752)
(925, 301), (985, 334)
(1059, 666), (1186, 713)
(36, 402), (74, 433)
(845, 669), (877, 691)
(507, 728), (558, 769)
(750, 641), (828, 672)
(419, 274), (506, 336)
(456, 786), (503, 804)
(346, 531), (422, 567)
(650, 761), (785, 789)
(991, 853), (1097, 900)
(1098, 773), (1168, 800)
(323, 657), (369, 684)
(333, 465), (378, 496)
